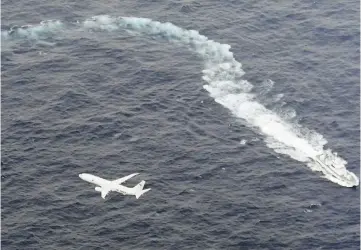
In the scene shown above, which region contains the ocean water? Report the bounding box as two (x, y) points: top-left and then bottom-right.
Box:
(1, 0), (360, 249)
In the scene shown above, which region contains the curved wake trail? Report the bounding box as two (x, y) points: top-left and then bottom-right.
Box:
(2, 15), (358, 187)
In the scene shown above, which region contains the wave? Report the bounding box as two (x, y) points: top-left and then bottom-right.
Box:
(2, 15), (358, 187)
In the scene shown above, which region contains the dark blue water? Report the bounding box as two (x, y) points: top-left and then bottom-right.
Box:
(2, 1), (360, 249)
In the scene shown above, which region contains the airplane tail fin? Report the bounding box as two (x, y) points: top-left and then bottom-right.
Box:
(133, 180), (151, 199)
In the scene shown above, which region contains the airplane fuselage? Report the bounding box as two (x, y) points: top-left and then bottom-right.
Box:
(79, 173), (138, 195)
(80, 173), (110, 186)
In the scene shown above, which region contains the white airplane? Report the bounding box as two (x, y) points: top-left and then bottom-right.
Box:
(79, 173), (151, 199)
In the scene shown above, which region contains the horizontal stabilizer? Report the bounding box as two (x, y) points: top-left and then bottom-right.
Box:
(134, 180), (145, 191)
(135, 188), (151, 199)
(133, 180), (150, 199)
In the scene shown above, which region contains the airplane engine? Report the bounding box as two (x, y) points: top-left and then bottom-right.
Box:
(95, 187), (102, 192)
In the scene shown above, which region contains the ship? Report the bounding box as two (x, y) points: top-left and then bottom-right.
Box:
(313, 153), (359, 188)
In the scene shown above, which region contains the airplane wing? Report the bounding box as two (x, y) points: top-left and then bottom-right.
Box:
(95, 185), (111, 199)
(112, 173), (139, 185)
(101, 189), (110, 199)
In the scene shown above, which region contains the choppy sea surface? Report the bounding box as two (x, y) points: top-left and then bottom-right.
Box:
(1, 0), (360, 249)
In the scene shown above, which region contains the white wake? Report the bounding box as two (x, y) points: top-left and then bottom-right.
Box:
(2, 15), (358, 187)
